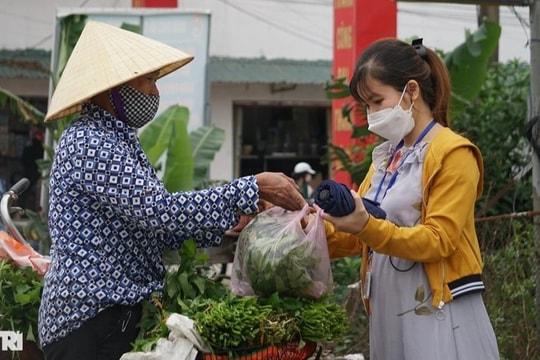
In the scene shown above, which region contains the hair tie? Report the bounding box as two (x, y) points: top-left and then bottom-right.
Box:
(412, 38), (427, 60)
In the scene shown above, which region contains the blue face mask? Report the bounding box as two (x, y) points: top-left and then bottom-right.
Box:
(109, 84), (160, 128)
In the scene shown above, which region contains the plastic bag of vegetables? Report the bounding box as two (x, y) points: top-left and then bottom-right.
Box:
(231, 204), (332, 299)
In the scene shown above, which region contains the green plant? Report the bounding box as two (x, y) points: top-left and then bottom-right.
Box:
(134, 238), (350, 354)
(329, 256), (361, 303)
(451, 60), (531, 217)
(179, 292), (348, 355)
(139, 105), (225, 192)
(444, 20), (502, 120)
(163, 240), (229, 313)
(481, 220), (537, 359)
(0, 259), (44, 344)
(0, 88), (44, 125)
(132, 239), (229, 352)
(328, 256), (369, 355)
(235, 210), (328, 299)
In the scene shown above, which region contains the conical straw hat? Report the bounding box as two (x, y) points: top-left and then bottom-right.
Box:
(45, 20), (194, 122)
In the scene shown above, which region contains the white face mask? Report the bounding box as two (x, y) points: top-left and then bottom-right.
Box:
(367, 86), (415, 145)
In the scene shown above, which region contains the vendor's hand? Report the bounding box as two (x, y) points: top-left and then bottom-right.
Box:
(258, 199), (274, 212)
(316, 190), (369, 234)
(255, 172), (307, 211)
(229, 214), (253, 233)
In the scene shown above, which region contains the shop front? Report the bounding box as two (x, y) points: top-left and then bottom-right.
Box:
(207, 57), (332, 183)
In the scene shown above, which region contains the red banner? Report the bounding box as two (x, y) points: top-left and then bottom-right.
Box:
(331, 0), (397, 187)
(132, 0), (177, 7)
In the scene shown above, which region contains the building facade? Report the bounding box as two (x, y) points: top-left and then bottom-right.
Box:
(0, 49), (332, 191)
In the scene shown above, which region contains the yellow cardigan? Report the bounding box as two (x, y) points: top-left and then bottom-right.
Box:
(325, 127), (485, 310)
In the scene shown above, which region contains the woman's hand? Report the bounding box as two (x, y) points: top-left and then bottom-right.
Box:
(317, 190), (370, 234)
(255, 172), (307, 211)
(301, 211), (317, 229)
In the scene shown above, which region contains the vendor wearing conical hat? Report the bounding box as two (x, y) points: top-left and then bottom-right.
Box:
(39, 21), (306, 359)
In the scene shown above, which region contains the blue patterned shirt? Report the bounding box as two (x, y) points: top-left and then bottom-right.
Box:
(38, 103), (259, 347)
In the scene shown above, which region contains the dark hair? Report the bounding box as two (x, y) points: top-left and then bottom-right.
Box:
(349, 38), (451, 127)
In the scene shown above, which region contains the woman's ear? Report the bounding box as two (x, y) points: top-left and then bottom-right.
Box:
(406, 80), (420, 102)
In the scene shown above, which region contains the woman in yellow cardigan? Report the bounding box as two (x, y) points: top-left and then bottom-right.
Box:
(320, 38), (499, 359)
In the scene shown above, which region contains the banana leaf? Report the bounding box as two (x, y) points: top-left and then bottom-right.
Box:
(139, 105), (193, 192)
(445, 20), (501, 120)
(190, 125), (225, 188)
(0, 88), (44, 125)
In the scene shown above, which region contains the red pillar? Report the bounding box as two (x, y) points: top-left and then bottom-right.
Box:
(332, 0), (396, 187)
(132, 0), (177, 7)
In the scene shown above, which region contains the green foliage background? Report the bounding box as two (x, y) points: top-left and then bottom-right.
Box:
(451, 60), (531, 217)
(479, 219), (537, 359)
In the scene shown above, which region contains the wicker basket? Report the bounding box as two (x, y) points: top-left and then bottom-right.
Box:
(199, 340), (319, 360)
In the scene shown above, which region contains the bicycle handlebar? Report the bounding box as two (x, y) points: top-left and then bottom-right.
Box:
(9, 178), (31, 197)
(1, 177), (31, 244)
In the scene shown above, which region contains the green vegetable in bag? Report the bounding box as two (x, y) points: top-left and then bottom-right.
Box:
(231, 205), (332, 299)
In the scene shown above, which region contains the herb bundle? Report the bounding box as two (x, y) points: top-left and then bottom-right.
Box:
(0, 259), (44, 343)
(132, 240), (348, 355)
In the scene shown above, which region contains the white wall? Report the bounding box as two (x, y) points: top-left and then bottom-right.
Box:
(179, 0), (332, 60)
(209, 83), (330, 181)
(179, 1), (531, 62)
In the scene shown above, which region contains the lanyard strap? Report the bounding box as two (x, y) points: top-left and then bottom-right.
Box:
(374, 120), (437, 202)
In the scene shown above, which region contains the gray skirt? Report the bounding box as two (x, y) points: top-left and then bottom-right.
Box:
(368, 254), (500, 360)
